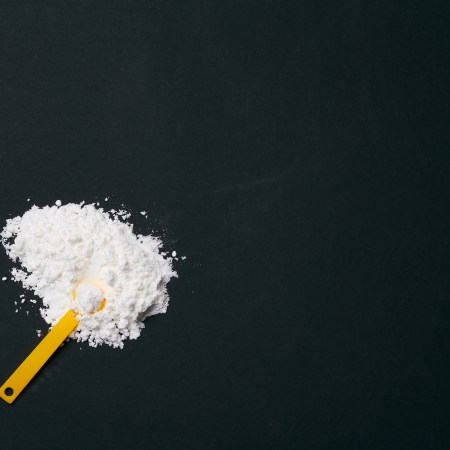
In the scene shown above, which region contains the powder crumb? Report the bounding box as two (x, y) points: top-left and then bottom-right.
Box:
(36, 330), (42, 337)
(2, 276), (6, 281)
(55, 200), (62, 206)
(172, 251), (177, 257)
(2, 202), (178, 349)
(27, 198), (30, 202)
(21, 298), (25, 304)
(30, 299), (37, 304)
(14, 301), (17, 305)
(26, 311), (29, 315)
(181, 256), (187, 260)
(105, 197), (109, 201)
(140, 211), (146, 216)
(117, 209), (131, 220)
(15, 309), (18, 313)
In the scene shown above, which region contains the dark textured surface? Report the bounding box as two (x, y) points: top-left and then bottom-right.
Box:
(0, 1), (449, 449)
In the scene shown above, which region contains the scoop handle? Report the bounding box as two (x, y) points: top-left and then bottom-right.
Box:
(0, 310), (79, 404)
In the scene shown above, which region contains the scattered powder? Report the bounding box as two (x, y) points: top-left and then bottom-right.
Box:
(2, 202), (177, 348)
(2, 277), (6, 281)
(36, 330), (41, 337)
(172, 251), (177, 257)
(140, 211), (146, 216)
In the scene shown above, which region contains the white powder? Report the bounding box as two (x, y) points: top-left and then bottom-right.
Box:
(1, 202), (177, 348)
(74, 283), (104, 315)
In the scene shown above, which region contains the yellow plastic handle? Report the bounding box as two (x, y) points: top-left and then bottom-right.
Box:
(0, 310), (79, 404)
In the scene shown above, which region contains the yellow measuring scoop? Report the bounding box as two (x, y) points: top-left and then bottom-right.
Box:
(0, 282), (105, 404)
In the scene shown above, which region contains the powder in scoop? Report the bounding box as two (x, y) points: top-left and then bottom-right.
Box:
(75, 283), (104, 315)
(1, 202), (177, 348)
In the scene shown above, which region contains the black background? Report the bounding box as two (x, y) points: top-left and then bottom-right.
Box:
(0, 1), (449, 449)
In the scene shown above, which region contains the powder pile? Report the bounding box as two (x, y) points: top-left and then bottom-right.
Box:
(1, 202), (177, 348)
